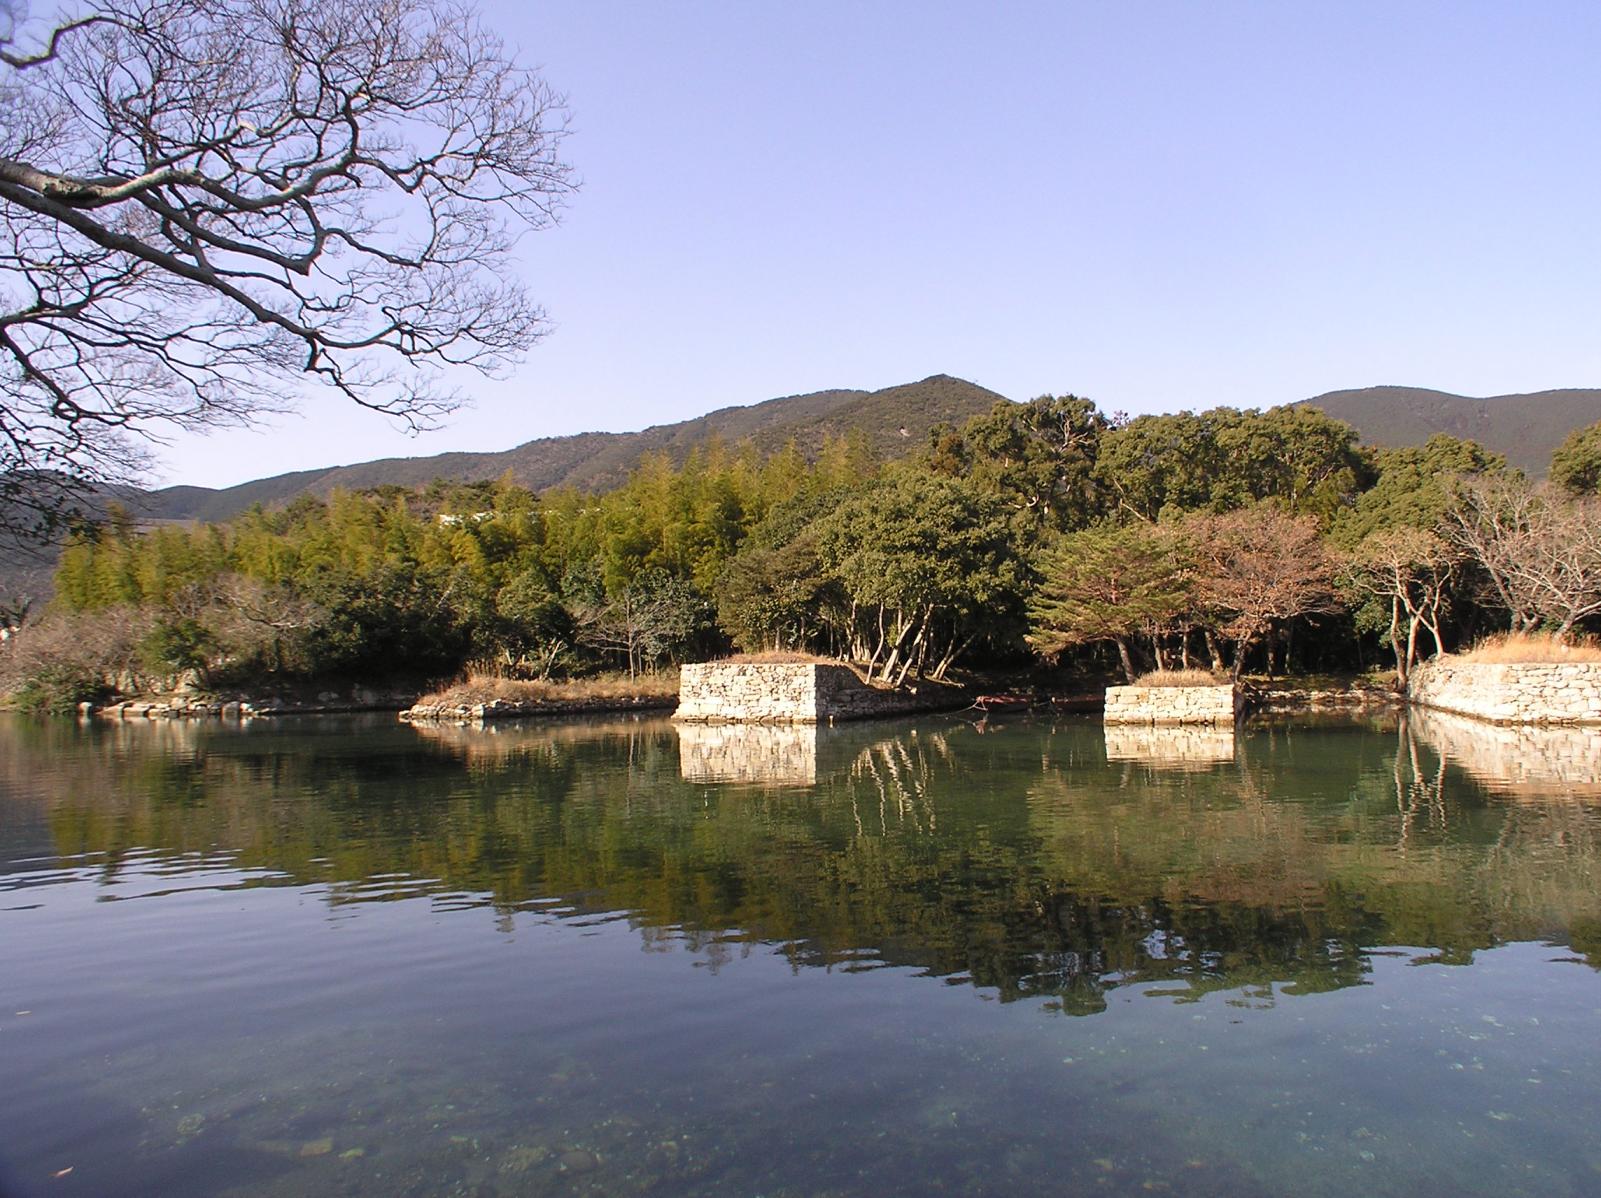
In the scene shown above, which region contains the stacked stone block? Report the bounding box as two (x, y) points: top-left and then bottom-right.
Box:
(1407, 660), (1601, 725)
(673, 663), (961, 724)
(1102, 684), (1242, 726)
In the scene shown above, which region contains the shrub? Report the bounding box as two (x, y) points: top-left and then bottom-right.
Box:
(11, 663), (106, 714)
(414, 669), (679, 707)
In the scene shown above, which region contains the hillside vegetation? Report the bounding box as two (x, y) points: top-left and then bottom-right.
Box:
(134, 375), (1007, 524)
(8, 393), (1600, 712)
(1299, 386), (1601, 477)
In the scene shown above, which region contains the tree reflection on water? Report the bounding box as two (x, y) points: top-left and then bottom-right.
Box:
(3, 711), (1599, 1013)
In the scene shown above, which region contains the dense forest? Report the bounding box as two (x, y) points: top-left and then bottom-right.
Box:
(3, 398), (1600, 711)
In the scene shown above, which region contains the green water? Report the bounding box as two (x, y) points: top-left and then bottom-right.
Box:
(3, 710), (1600, 1197)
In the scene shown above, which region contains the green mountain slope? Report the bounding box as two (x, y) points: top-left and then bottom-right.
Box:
(135, 374), (1009, 523)
(1298, 386), (1601, 476)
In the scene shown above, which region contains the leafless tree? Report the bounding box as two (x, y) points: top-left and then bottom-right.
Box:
(1446, 477), (1601, 639)
(0, 0), (573, 536)
(1341, 527), (1461, 686)
(1185, 507), (1337, 680)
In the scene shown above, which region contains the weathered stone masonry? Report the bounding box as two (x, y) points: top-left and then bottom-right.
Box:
(1102, 684), (1243, 726)
(673, 663), (964, 724)
(1407, 659), (1601, 726)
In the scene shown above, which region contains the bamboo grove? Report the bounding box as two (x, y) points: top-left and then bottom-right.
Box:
(5, 399), (1601, 709)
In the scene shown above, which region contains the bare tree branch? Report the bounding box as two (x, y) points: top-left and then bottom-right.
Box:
(0, 0), (574, 536)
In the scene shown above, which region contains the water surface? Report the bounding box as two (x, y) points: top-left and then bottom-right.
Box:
(3, 712), (1600, 1197)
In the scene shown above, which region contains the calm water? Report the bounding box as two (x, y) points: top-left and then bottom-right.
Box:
(3, 710), (1601, 1197)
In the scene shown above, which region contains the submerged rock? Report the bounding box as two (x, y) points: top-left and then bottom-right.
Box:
(559, 1148), (600, 1174)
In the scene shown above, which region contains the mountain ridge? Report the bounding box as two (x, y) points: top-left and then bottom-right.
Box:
(134, 374), (1009, 523)
(7, 377), (1601, 607)
(1296, 385), (1601, 476)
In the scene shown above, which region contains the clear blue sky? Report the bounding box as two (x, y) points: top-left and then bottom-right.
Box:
(159, 1), (1601, 487)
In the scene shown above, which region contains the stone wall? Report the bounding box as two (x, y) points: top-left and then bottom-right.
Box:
(673, 662), (964, 724)
(1103, 684), (1241, 726)
(1407, 659), (1601, 725)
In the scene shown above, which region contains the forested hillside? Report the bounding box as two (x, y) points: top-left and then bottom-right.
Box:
(8, 395), (1599, 712)
(1300, 386), (1601, 476)
(132, 375), (1008, 523)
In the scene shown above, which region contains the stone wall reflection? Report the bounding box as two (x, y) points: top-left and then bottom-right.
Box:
(1103, 724), (1236, 768)
(677, 722), (819, 786)
(1409, 709), (1601, 799)
(7, 714), (1601, 1010)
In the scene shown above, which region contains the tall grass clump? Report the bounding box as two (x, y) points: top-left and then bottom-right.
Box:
(1129, 668), (1230, 687)
(1454, 632), (1601, 664)
(415, 668), (680, 708)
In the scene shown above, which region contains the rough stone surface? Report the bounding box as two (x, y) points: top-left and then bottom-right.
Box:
(1407, 659), (1601, 725)
(672, 663), (963, 724)
(92, 688), (417, 720)
(400, 694), (675, 723)
(1103, 684), (1242, 726)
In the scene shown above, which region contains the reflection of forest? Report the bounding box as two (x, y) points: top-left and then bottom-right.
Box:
(3, 714), (1599, 1015)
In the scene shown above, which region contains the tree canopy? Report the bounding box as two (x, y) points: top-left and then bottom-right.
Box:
(1551, 420), (1601, 498)
(0, 0), (573, 536)
(8, 390), (1601, 707)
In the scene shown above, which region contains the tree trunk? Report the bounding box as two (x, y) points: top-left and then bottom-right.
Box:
(1386, 595), (1406, 687)
(1115, 637), (1135, 684)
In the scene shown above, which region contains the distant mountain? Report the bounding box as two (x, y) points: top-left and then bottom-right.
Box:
(13, 376), (1598, 607)
(132, 374), (1010, 523)
(0, 375), (1010, 601)
(1298, 386), (1601, 476)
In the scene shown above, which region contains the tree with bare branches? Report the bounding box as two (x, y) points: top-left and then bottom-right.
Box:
(0, 0), (573, 536)
(1341, 527), (1461, 686)
(1185, 507), (1336, 680)
(1446, 476), (1601, 640)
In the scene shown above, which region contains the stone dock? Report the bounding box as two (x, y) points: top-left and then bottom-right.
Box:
(1102, 683), (1243, 726)
(672, 662), (967, 724)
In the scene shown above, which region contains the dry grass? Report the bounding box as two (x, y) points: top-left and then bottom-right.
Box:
(1130, 668), (1231, 688)
(1453, 633), (1601, 664)
(416, 669), (680, 707)
(719, 650), (842, 665)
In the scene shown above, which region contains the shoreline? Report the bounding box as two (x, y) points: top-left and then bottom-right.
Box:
(46, 674), (1406, 723)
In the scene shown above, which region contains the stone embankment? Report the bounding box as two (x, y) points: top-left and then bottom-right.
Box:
(1103, 684), (1242, 726)
(1247, 682), (1401, 715)
(91, 687), (415, 719)
(401, 695), (677, 723)
(673, 662), (966, 724)
(1407, 659), (1601, 725)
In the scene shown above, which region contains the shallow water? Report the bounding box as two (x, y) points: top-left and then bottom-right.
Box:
(3, 711), (1601, 1197)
